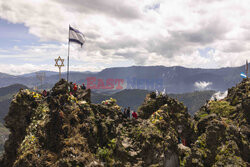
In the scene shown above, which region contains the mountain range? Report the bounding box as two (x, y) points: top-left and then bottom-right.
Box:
(0, 84), (28, 123)
(92, 89), (216, 115)
(0, 64), (248, 93)
(0, 84), (28, 155)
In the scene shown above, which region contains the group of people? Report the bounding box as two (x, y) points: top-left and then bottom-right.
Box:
(72, 83), (86, 91)
(41, 83), (139, 119)
(40, 82), (86, 97)
(69, 82), (86, 96)
(123, 107), (138, 119)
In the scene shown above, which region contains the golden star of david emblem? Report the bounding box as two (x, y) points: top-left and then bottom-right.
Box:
(55, 56), (64, 67)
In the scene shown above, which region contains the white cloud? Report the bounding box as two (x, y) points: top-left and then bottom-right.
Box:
(0, 63), (104, 76)
(0, 64), (52, 75)
(0, 43), (130, 75)
(0, 0), (250, 74)
(211, 91), (228, 101)
(194, 81), (212, 90)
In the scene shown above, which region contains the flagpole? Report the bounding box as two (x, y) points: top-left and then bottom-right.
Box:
(67, 25), (70, 82)
(246, 60), (248, 78)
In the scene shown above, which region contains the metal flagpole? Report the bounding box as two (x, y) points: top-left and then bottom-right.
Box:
(246, 60), (248, 78)
(67, 25), (70, 82)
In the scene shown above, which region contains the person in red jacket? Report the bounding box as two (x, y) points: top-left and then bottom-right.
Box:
(42, 90), (47, 97)
(73, 83), (78, 96)
(132, 111), (138, 119)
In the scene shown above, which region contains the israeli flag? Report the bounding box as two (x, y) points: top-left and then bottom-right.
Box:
(69, 26), (85, 47)
(240, 72), (247, 78)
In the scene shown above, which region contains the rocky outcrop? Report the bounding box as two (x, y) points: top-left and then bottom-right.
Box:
(0, 79), (194, 166)
(187, 78), (250, 167)
(0, 78), (249, 167)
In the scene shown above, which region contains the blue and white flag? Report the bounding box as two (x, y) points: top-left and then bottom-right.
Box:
(240, 72), (247, 78)
(69, 26), (85, 47)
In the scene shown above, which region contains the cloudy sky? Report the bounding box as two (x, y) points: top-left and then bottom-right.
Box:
(0, 0), (249, 75)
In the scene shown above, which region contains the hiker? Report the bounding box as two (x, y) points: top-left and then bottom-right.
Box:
(177, 125), (183, 144)
(73, 83), (78, 96)
(68, 86), (70, 92)
(132, 111), (138, 119)
(178, 137), (182, 144)
(181, 138), (187, 146)
(69, 82), (74, 93)
(123, 107), (127, 117)
(42, 90), (47, 97)
(81, 83), (86, 90)
(126, 107), (131, 118)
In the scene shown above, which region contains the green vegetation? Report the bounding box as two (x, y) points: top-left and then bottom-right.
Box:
(209, 101), (235, 117)
(97, 138), (117, 165)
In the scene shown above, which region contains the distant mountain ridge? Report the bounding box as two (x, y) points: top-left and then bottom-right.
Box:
(0, 64), (248, 93)
(0, 84), (28, 97)
(20, 71), (58, 77)
(92, 89), (216, 115)
(0, 73), (15, 79)
(0, 84), (28, 123)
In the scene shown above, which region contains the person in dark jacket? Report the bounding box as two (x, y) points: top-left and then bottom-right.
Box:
(123, 108), (127, 118)
(126, 107), (131, 118)
(81, 83), (86, 90)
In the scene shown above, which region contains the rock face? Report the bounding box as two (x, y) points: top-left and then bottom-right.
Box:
(190, 78), (250, 167)
(0, 78), (249, 167)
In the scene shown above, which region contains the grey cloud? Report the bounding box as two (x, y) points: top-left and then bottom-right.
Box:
(1, 3), (11, 12)
(176, 19), (228, 44)
(242, 29), (250, 41)
(85, 32), (101, 40)
(144, 19), (228, 58)
(97, 37), (139, 50)
(54, 0), (141, 20)
(245, 33), (250, 41)
(223, 42), (246, 53)
(115, 51), (147, 65)
(197, 0), (224, 2)
(145, 37), (183, 58)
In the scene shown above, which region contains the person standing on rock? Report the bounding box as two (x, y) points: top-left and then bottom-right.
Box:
(73, 83), (78, 96)
(123, 108), (127, 118)
(81, 83), (86, 90)
(42, 90), (47, 97)
(132, 111), (138, 119)
(69, 82), (74, 93)
(127, 107), (131, 118)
